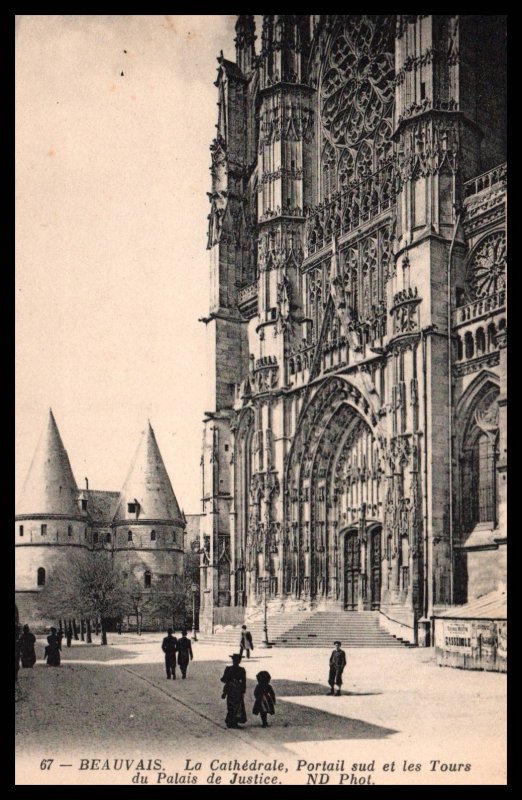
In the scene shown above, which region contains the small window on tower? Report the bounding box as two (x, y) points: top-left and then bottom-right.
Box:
(93, 532), (98, 544)
(81, 499), (87, 511)
(144, 571), (152, 589)
(84, 528), (88, 539)
(420, 82), (426, 100)
(106, 533), (112, 544)
(173, 531), (177, 543)
(151, 530), (156, 541)
(37, 567), (46, 586)
(224, 444), (229, 452)
(128, 502), (137, 514)
(19, 525), (24, 537)
(41, 524), (47, 536)
(128, 531), (133, 542)
(68, 526), (72, 537)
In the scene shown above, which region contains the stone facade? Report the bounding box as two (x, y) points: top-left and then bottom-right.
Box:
(200, 15), (507, 644)
(15, 411), (186, 627)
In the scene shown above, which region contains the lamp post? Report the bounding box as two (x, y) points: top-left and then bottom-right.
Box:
(191, 583), (198, 641)
(261, 576), (272, 648)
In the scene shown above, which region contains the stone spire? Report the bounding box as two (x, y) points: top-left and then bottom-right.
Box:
(114, 422), (183, 523)
(16, 409), (79, 517)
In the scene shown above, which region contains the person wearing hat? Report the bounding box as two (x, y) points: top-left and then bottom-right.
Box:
(220, 654), (247, 729)
(161, 628), (178, 679)
(45, 627), (61, 667)
(327, 640), (346, 696)
(252, 671), (276, 728)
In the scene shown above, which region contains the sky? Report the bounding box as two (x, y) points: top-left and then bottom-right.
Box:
(15, 14), (243, 514)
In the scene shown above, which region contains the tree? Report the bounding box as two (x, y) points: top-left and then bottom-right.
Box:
(37, 550), (130, 645)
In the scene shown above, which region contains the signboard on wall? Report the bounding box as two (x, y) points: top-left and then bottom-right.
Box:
(443, 620), (473, 653)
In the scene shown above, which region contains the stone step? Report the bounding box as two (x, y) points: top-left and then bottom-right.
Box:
(201, 610), (407, 648)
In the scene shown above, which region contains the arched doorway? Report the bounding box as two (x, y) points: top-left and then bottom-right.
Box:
(344, 529), (359, 609)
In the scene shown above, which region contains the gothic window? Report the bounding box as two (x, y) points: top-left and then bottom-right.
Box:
(106, 533), (111, 544)
(68, 525), (72, 537)
(41, 524), (47, 536)
(37, 567), (45, 586)
(474, 434), (497, 524)
(144, 571), (152, 588)
(19, 525), (23, 537)
(487, 323), (497, 351)
(151, 530), (156, 541)
(467, 232), (507, 300)
(320, 15), (394, 184)
(476, 328), (486, 355)
(461, 389), (499, 530)
(128, 530), (133, 542)
(464, 332), (474, 360)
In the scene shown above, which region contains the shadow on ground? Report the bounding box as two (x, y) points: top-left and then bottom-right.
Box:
(271, 679), (381, 698)
(130, 661), (397, 742)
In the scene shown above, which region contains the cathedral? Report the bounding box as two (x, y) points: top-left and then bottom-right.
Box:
(15, 410), (186, 626)
(199, 15), (507, 644)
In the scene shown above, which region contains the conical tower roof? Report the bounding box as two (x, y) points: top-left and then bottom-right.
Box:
(16, 409), (79, 517)
(114, 422), (183, 524)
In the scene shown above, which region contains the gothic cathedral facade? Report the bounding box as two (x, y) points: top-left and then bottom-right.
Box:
(200, 15), (506, 643)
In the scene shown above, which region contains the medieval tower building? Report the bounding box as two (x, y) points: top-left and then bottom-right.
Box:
(200, 15), (506, 643)
(15, 410), (186, 626)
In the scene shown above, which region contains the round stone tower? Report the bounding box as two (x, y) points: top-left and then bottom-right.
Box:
(111, 422), (185, 591)
(15, 409), (88, 623)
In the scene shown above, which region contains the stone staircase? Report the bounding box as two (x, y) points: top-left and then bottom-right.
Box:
(198, 610), (314, 648)
(274, 611), (405, 647)
(200, 610), (406, 648)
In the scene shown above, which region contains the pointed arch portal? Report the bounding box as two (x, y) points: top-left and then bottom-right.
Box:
(283, 376), (385, 608)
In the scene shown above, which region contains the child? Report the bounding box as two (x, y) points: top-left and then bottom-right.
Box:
(252, 670), (276, 728)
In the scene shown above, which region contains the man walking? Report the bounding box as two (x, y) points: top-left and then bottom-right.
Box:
(239, 625), (254, 659)
(327, 640), (347, 696)
(161, 628), (178, 679)
(177, 630), (194, 679)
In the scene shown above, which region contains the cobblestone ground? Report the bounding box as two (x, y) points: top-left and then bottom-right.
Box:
(15, 634), (506, 786)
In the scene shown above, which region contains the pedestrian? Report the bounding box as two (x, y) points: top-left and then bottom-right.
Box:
(57, 625), (64, 650)
(326, 640), (346, 696)
(45, 627), (61, 667)
(177, 629), (193, 679)
(221, 654), (247, 729)
(66, 623), (73, 648)
(19, 624), (36, 669)
(252, 670), (276, 728)
(239, 624), (254, 659)
(161, 628), (178, 679)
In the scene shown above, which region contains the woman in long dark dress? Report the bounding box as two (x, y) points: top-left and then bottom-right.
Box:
(19, 624), (37, 668)
(221, 654), (247, 729)
(252, 671), (276, 728)
(45, 627), (61, 667)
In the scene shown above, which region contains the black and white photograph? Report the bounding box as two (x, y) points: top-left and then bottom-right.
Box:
(15, 14), (507, 786)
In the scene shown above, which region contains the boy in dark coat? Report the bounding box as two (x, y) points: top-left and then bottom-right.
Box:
(327, 640), (347, 696)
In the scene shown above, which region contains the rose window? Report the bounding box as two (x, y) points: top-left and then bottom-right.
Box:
(320, 16), (394, 151)
(467, 232), (507, 300)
